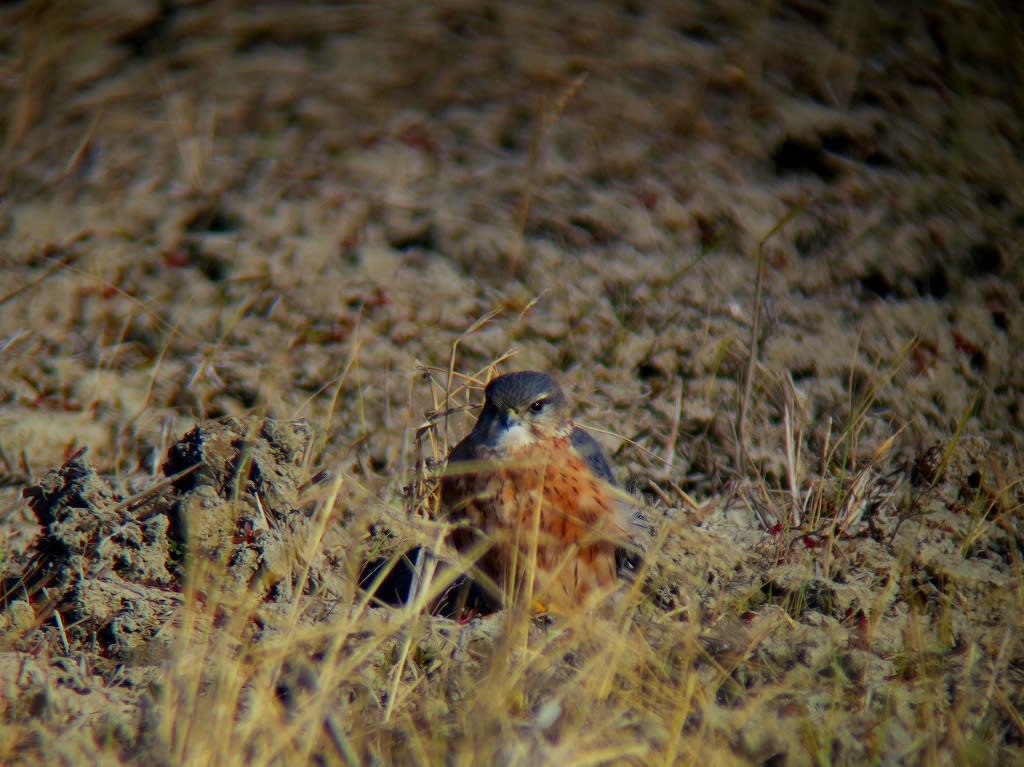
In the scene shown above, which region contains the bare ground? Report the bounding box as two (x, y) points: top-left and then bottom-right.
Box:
(1, 2), (1022, 765)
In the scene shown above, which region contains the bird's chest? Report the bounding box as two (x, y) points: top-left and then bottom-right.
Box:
(459, 437), (597, 528)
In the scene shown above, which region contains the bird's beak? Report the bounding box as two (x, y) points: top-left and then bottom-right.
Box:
(499, 409), (519, 431)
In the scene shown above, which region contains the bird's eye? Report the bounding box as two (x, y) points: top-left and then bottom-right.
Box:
(529, 399), (547, 413)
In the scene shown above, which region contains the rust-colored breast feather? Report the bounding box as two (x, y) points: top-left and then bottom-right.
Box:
(441, 435), (633, 610)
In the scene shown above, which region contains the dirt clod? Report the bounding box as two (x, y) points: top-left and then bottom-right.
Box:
(14, 416), (328, 658)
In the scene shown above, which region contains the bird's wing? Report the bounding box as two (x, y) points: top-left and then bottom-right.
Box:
(570, 426), (617, 485)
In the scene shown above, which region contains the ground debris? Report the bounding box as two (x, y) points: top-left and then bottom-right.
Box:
(9, 416), (334, 658)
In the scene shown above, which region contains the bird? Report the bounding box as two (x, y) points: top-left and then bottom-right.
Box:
(440, 371), (643, 614)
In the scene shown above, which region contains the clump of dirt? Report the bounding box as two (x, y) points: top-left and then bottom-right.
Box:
(10, 416), (330, 658)
(18, 449), (177, 657)
(161, 415), (325, 601)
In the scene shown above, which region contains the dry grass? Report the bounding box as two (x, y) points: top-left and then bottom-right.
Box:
(2, 1), (1024, 765)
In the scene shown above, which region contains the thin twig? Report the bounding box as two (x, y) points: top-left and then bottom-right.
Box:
(736, 203), (806, 472)
(0, 250), (80, 307)
(114, 462), (203, 522)
(664, 376), (683, 470)
(580, 424), (677, 470)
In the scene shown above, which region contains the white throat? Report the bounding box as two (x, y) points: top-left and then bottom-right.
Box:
(496, 422), (536, 451)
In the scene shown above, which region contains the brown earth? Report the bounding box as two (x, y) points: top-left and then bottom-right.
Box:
(1, 2), (1022, 765)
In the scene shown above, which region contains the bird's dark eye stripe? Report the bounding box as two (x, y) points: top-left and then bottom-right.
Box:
(529, 398), (548, 413)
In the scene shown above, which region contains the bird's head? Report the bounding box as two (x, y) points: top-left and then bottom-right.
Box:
(471, 371), (572, 450)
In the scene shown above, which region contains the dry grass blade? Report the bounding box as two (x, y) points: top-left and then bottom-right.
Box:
(736, 202), (805, 473)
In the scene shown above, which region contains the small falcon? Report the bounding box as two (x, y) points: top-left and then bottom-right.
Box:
(440, 371), (643, 612)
